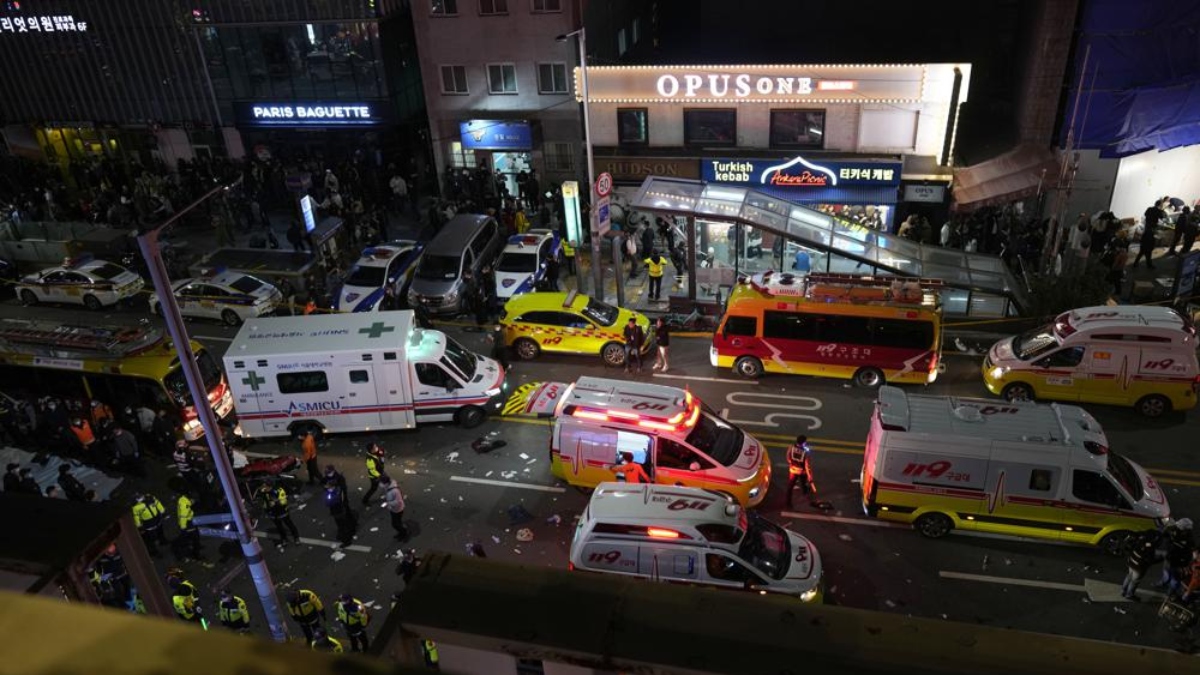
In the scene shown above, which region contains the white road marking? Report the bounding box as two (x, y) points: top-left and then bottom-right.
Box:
(939, 571), (1083, 593)
(652, 374), (758, 385)
(254, 531), (372, 553)
(195, 335), (234, 343)
(450, 475), (566, 493)
(720, 391), (822, 430)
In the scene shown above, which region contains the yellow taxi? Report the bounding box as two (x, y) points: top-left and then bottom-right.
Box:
(500, 290), (654, 366)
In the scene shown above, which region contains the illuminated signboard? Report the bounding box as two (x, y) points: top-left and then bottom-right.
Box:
(703, 156), (902, 188)
(233, 102), (382, 127)
(459, 120), (533, 151)
(0, 15), (87, 33)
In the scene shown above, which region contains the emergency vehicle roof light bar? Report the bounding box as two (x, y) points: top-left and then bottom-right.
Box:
(0, 321), (161, 356)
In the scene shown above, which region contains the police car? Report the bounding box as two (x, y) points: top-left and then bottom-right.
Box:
(335, 241), (424, 313)
(149, 269), (281, 326)
(17, 256), (144, 310)
(494, 229), (562, 302)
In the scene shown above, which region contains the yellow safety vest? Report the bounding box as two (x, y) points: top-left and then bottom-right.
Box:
(337, 599), (369, 627)
(312, 636), (344, 653)
(423, 639), (439, 663)
(366, 455), (383, 479)
(133, 498), (165, 528)
(288, 591), (323, 622)
(173, 593), (196, 620)
(177, 494), (195, 530)
(563, 240), (576, 257)
(219, 597), (249, 625)
(644, 256), (666, 277)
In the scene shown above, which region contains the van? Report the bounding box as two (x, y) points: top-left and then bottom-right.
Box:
(546, 377), (771, 506)
(570, 482), (823, 601)
(982, 305), (1198, 417)
(861, 386), (1169, 553)
(225, 311), (507, 438)
(407, 214), (504, 315)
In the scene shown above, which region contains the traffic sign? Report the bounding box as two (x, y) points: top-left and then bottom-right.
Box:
(596, 195), (612, 236)
(595, 172), (613, 198)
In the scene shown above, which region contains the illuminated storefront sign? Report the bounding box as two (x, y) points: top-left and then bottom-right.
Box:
(0, 15), (87, 33)
(703, 156), (902, 188)
(459, 120), (533, 151)
(234, 102), (382, 127)
(654, 74), (814, 98)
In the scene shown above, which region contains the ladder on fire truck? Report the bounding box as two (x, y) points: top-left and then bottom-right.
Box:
(752, 270), (943, 307)
(0, 320), (164, 358)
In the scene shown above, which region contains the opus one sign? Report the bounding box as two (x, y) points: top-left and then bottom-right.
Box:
(234, 102), (382, 127)
(656, 74), (813, 99)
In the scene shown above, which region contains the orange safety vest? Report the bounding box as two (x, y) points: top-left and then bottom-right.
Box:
(612, 462), (650, 484)
(71, 421), (96, 448)
(304, 300), (317, 315)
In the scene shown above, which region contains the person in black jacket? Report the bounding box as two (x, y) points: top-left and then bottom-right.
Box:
(1121, 530), (1160, 600)
(3, 463), (19, 493)
(623, 318), (645, 374)
(652, 317), (670, 373)
(58, 464), (88, 501)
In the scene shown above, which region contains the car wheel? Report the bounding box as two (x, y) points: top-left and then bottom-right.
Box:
(734, 356), (764, 379)
(455, 405), (486, 429)
(1135, 394), (1170, 418)
(1100, 530), (1133, 556)
(83, 294), (103, 311)
(221, 309), (243, 327)
(914, 512), (953, 539)
(853, 367), (885, 389)
(19, 289), (37, 306)
(1001, 382), (1034, 402)
(513, 338), (540, 360)
(601, 342), (627, 367)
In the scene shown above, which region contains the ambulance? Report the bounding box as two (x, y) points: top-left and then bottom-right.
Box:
(225, 311), (506, 438)
(982, 305), (1199, 417)
(861, 386), (1169, 553)
(570, 482), (823, 601)
(539, 377), (771, 507)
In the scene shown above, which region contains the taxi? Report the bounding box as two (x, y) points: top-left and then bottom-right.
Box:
(149, 269), (281, 326)
(494, 229), (562, 302)
(17, 256), (144, 310)
(335, 240), (424, 313)
(500, 290), (653, 366)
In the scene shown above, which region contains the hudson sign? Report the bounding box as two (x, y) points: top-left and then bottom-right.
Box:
(578, 65), (927, 103)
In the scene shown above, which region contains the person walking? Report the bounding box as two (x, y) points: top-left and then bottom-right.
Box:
(324, 464), (349, 502)
(261, 479), (301, 548)
(150, 409), (175, 457)
(643, 249), (670, 301)
(174, 440), (207, 497)
(1161, 519), (1196, 596)
(623, 317), (645, 374)
(58, 464), (88, 501)
(1132, 200), (1166, 268)
(287, 589), (327, 643)
(1121, 529), (1161, 600)
(1181, 206), (1198, 255)
(132, 492), (169, 556)
(652, 317), (670, 373)
(167, 568), (204, 626)
(389, 170), (410, 215)
(218, 589), (251, 633)
(362, 443), (385, 505)
(301, 430), (320, 486)
(335, 594), (372, 652)
(175, 489), (203, 560)
(786, 435), (814, 509)
(275, 276), (296, 316)
(381, 475), (408, 541)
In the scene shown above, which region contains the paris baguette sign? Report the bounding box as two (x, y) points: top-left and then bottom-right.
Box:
(578, 64), (926, 104)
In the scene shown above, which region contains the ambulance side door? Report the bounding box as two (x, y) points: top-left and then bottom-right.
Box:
(1081, 345), (1127, 405)
(654, 437), (718, 490)
(1030, 346), (1086, 401)
(1063, 467), (1133, 545)
(411, 362), (460, 421)
(982, 457), (1065, 540)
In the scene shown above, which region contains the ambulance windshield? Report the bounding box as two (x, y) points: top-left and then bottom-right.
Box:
(1106, 452), (1145, 501)
(737, 511), (790, 580)
(685, 408), (744, 466)
(1013, 324), (1058, 360)
(441, 337), (477, 380)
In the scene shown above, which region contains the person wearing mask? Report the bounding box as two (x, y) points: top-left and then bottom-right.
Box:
(642, 249), (670, 301)
(623, 317), (645, 374)
(58, 464), (88, 501)
(1132, 200), (1166, 268)
(652, 317), (671, 373)
(786, 435), (814, 509)
(325, 474), (358, 548)
(362, 443), (386, 505)
(287, 589), (327, 643)
(381, 475), (408, 541)
(261, 479), (301, 548)
(174, 440), (206, 497)
(69, 417), (97, 457)
(218, 589), (251, 633)
(335, 594), (372, 652)
(111, 426), (143, 476)
(301, 430), (320, 485)
(132, 492), (169, 556)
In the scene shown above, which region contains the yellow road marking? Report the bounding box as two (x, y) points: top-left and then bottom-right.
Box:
(1145, 467), (1200, 478)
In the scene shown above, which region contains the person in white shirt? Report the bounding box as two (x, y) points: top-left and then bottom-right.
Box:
(389, 172), (409, 214)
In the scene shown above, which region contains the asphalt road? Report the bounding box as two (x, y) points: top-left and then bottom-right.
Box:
(4, 295), (1200, 651)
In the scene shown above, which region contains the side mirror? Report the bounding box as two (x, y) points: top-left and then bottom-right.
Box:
(689, 461), (701, 472)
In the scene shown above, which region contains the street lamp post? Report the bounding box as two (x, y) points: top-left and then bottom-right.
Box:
(136, 179), (290, 642)
(559, 27), (603, 300)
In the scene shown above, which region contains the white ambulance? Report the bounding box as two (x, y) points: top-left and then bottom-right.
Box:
(570, 482), (823, 601)
(225, 311), (506, 438)
(861, 386), (1169, 553)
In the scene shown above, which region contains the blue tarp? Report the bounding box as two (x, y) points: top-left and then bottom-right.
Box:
(1063, 1), (1200, 156)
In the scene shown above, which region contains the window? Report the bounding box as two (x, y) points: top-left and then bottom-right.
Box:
(531, 0), (561, 12)
(617, 28), (627, 56)
(722, 315), (758, 337)
(479, 0), (507, 14)
(1072, 470), (1128, 509)
(1035, 346), (1085, 369)
(516, 310), (564, 326)
(696, 523), (741, 544)
(348, 370), (370, 384)
(764, 311), (816, 341)
(1029, 469), (1054, 492)
(440, 65), (468, 94)
(871, 319), (935, 350)
(632, 18), (641, 43)
(545, 142), (575, 171)
(657, 438), (709, 470)
(814, 314), (871, 344)
(617, 108), (648, 145)
(537, 62), (568, 94)
(705, 553), (756, 583)
(277, 371), (329, 394)
(684, 109), (737, 146)
(487, 63), (518, 94)
(431, 0), (458, 15)
(447, 141), (476, 168)
(770, 110), (826, 148)
(415, 363), (453, 387)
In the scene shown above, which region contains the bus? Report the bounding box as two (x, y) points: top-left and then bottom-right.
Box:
(711, 271), (943, 388)
(0, 321), (234, 440)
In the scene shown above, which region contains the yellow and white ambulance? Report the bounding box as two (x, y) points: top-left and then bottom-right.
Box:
(861, 386), (1169, 553)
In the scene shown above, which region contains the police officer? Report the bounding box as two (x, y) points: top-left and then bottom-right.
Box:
(218, 588), (251, 632)
(422, 639), (440, 668)
(166, 567), (203, 625)
(335, 593), (371, 652)
(132, 493), (169, 557)
(362, 443), (386, 505)
(642, 248), (670, 301)
(287, 588), (327, 643)
(310, 627), (344, 653)
(174, 440), (206, 497)
(786, 435), (814, 508)
(176, 489), (203, 560)
(261, 478), (301, 548)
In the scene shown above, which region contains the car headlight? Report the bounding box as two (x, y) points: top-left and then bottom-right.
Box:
(447, 290), (459, 302)
(800, 587), (819, 602)
(989, 366), (1008, 379)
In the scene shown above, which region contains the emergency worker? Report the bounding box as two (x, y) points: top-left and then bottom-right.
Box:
(335, 594), (371, 652)
(176, 489), (203, 560)
(786, 435), (814, 508)
(362, 443), (386, 504)
(132, 493), (169, 557)
(218, 589), (251, 632)
(287, 588), (327, 643)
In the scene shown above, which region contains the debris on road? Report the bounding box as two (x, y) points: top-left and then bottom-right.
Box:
(473, 438), (506, 454)
(330, 551), (346, 561)
(507, 504), (534, 525)
(546, 514), (562, 525)
(519, 453), (530, 460)
(466, 542), (487, 557)
(516, 528), (534, 542)
(446, 451), (460, 463)
(491, 536), (501, 544)
(837, 534), (853, 542)
(500, 470), (517, 479)
(884, 600), (896, 608)
(982, 555), (990, 571)
(403, 469), (417, 475)
(369, 527), (379, 532)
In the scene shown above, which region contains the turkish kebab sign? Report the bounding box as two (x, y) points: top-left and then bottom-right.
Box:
(578, 65), (925, 104)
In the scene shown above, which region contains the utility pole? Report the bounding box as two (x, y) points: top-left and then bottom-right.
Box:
(137, 179), (290, 642)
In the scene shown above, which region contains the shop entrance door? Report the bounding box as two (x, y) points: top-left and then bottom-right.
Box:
(492, 151), (532, 201)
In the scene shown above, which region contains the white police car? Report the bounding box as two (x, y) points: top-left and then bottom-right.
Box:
(149, 269), (281, 326)
(494, 229), (562, 301)
(335, 241), (423, 313)
(17, 256), (144, 310)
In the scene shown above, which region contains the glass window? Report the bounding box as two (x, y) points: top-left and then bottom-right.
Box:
(763, 311), (816, 341)
(870, 318), (935, 350)
(633, 18), (641, 43)
(618, 28), (627, 56)
(487, 63), (518, 94)
(770, 110), (826, 148)
(696, 523), (741, 544)
(1072, 470), (1128, 509)
(432, 0), (459, 15)
(617, 108), (648, 145)
(229, 276), (265, 294)
(1029, 469), (1054, 492)
(440, 65), (468, 94)
(657, 438), (704, 470)
(705, 554), (756, 583)
(1034, 346), (1085, 368)
(532, 0), (561, 12)
(479, 0), (508, 14)
(684, 411), (743, 467)
(1013, 324), (1057, 360)
(277, 371), (329, 394)
(722, 315), (758, 337)
(537, 63), (568, 94)
(684, 109), (737, 146)
(545, 142), (575, 171)
(415, 363), (452, 387)
(349, 370), (370, 384)
(814, 314), (871, 344)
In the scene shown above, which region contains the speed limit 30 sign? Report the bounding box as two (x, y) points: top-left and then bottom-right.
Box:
(595, 172), (613, 198)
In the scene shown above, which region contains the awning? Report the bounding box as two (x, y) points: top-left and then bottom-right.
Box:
(951, 145), (1062, 211)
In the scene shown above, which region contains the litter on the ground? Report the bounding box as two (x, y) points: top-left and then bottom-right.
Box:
(519, 453), (530, 460)
(546, 514), (562, 525)
(446, 451), (460, 463)
(486, 470), (494, 477)
(516, 528), (534, 542)
(491, 536), (501, 544)
(884, 600), (896, 608)
(838, 534), (853, 542)
(403, 469), (417, 475)
(369, 527), (379, 532)
(507, 504), (534, 525)
(330, 551), (347, 561)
